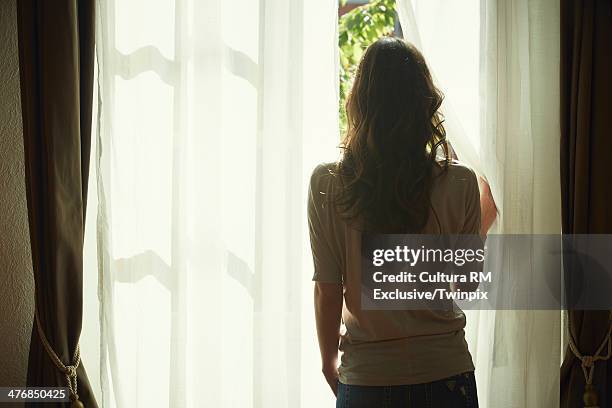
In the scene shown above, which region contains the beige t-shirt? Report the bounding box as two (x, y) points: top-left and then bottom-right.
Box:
(308, 161), (480, 386)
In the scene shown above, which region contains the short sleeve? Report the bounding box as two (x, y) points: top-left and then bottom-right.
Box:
(307, 165), (343, 283)
(462, 168), (482, 235)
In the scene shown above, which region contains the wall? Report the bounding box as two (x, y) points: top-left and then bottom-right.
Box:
(0, 0), (35, 391)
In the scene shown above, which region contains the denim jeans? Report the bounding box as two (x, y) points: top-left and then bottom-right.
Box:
(336, 371), (478, 408)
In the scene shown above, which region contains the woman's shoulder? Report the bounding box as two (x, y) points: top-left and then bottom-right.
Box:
(432, 159), (479, 204)
(435, 159), (478, 184)
(311, 162), (336, 176)
(309, 162), (337, 189)
(310, 160), (478, 188)
(429, 161), (480, 233)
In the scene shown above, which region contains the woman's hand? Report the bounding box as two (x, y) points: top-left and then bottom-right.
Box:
(478, 176), (497, 235)
(322, 363), (339, 396)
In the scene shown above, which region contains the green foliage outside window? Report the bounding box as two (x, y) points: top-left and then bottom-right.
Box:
(339, 0), (397, 135)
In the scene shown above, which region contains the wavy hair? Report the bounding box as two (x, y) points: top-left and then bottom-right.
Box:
(334, 37), (450, 233)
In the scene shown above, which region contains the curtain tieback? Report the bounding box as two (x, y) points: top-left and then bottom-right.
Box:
(567, 311), (612, 408)
(34, 308), (84, 408)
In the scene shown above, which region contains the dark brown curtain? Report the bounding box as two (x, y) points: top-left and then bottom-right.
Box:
(16, 0), (98, 407)
(560, 0), (612, 407)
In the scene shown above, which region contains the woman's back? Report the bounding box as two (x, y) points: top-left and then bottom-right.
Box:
(308, 160), (480, 385)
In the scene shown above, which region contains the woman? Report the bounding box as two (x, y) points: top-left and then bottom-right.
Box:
(308, 37), (496, 407)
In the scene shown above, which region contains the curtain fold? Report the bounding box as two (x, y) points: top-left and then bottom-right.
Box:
(16, 0), (98, 407)
(470, 0), (563, 405)
(397, 0), (562, 406)
(94, 0), (339, 406)
(559, 0), (612, 406)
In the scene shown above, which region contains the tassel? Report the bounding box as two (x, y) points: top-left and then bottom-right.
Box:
(71, 398), (85, 408)
(583, 383), (599, 408)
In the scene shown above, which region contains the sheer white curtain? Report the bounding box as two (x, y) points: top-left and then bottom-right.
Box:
(397, 0), (562, 407)
(92, 0), (339, 406)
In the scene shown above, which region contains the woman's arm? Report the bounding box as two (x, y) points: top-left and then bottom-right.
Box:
(314, 281), (343, 396)
(478, 176), (497, 235)
(447, 140), (498, 235)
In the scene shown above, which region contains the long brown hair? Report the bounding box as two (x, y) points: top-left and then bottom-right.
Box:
(334, 37), (449, 233)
